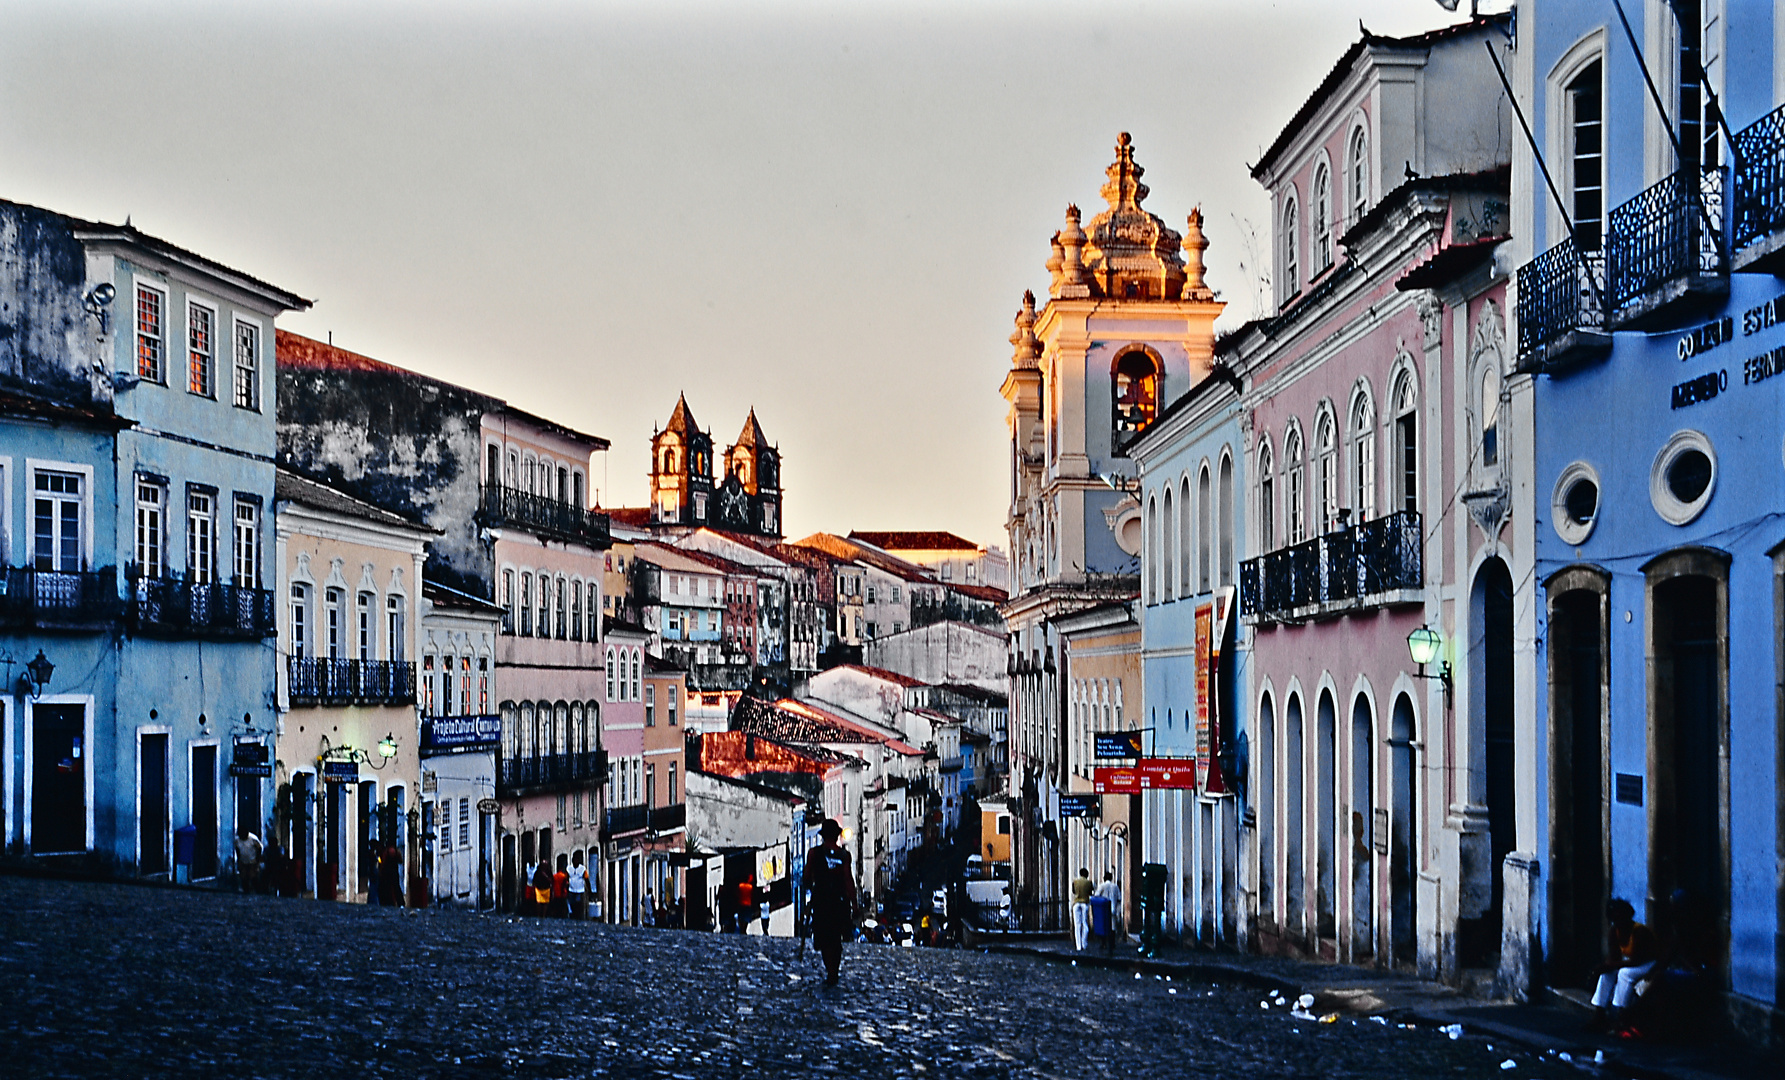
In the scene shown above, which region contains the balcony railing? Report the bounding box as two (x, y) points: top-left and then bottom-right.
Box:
(497, 749), (607, 795)
(605, 803), (649, 837)
(1606, 166), (1726, 312)
(480, 484), (610, 549)
(287, 658), (416, 705)
(129, 577), (277, 639)
(1734, 102), (1785, 252)
(1515, 238), (1606, 369)
(0, 569), (119, 626)
(649, 803), (686, 832)
(1238, 510), (1422, 622)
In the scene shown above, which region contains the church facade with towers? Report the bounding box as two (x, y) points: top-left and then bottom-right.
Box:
(647, 394), (782, 540)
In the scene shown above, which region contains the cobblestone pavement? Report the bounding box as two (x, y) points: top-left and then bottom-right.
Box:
(0, 877), (1583, 1079)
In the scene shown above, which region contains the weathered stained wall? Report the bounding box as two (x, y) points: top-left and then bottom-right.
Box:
(0, 203), (104, 406)
(276, 332), (498, 599)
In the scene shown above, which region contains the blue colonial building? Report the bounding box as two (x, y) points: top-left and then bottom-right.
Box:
(0, 199), (307, 876)
(1128, 360), (1245, 947)
(1512, 0), (1782, 1040)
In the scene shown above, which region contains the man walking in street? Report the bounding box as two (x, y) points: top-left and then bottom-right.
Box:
(234, 825), (263, 895)
(1071, 867), (1094, 951)
(567, 851), (591, 919)
(801, 819), (857, 986)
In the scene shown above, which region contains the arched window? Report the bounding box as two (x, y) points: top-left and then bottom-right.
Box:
(1350, 388), (1376, 522)
(1161, 487), (1175, 602)
(570, 579), (583, 642)
(1393, 371), (1418, 514)
(1286, 427), (1306, 545)
(1197, 464), (1213, 592)
(1218, 452), (1235, 588)
(1113, 351), (1160, 440)
(1179, 476), (1193, 599)
(1315, 410), (1339, 534)
(500, 700), (518, 758)
(1282, 197), (1300, 300)
(1481, 365), (1502, 467)
(520, 701), (536, 758)
(1312, 163), (1332, 271)
(1348, 126), (1369, 225)
(1568, 61), (1604, 251)
(1257, 439), (1276, 552)
(1145, 494), (1159, 605)
(605, 646), (616, 700)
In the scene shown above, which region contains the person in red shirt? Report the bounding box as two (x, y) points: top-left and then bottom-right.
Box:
(735, 876), (755, 933)
(551, 855), (570, 918)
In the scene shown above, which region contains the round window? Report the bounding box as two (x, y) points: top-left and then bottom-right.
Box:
(1650, 430), (1717, 526)
(1551, 461), (1602, 546)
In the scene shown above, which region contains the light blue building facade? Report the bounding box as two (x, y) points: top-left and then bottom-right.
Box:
(1512, 0), (1782, 1038)
(1130, 371), (1245, 945)
(1, 200), (307, 877)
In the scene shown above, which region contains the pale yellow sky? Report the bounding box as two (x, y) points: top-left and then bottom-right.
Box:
(1, 0), (1485, 549)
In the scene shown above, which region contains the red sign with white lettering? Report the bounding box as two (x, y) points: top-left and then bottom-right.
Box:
(1137, 758), (1197, 790)
(1093, 766), (1140, 794)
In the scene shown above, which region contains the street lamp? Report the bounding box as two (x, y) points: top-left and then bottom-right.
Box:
(22, 650), (54, 700)
(1406, 626), (1452, 709)
(378, 733), (398, 760)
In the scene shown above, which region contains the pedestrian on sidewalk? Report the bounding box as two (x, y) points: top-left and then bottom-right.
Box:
(567, 852), (591, 919)
(234, 825), (263, 895)
(531, 861), (554, 916)
(1095, 871), (1122, 953)
(378, 844), (405, 908)
(643, 889), (657, 928)
(801, 819), (858, 986)
(1590, 898), (1658, 1033)
(552, 855), (571, 918)
(1071, 867), (1094, 951)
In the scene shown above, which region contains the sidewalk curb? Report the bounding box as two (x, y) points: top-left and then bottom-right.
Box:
(978, 942), (1301, 996)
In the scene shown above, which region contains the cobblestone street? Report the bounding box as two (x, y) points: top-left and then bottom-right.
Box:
(0, 878), (1590, 1080)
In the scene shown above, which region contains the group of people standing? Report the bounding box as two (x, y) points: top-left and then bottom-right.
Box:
(1069, 867), (1123, 953)
(521, 851), (595, 919)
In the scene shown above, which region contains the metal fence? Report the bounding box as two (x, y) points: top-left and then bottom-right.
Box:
(0, 568), (118, 624)
(605, 803), (649, 837)
(1607, 166), (1725, 309)
(1238, 510), (1422, 620)
(287, 658), (416, 704)
(1734, 102), (1785, 250)
(480, 484), (610, 548)
(1515, 238), (1605, 362)
(497, 750), (606, 794)
(130, 577), (277, 638)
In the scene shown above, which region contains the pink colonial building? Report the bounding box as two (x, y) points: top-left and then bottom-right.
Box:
(1228, 13), (1536, 988)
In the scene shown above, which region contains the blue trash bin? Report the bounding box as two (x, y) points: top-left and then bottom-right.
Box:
(1089, 894), (1111, 938)
(172, 824), (198, 883)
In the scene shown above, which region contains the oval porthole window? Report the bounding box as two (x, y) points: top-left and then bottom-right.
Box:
(1551, 461), (1602, 545)
(1650, 430), (1716, 526)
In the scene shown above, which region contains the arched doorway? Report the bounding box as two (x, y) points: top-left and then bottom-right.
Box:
(1286, 694), (1305, 937)
(1463, 557), (1515, 968)
(1546, 574), (1608, 987)
(1646, 553), (1729, 982)
(1258, 693), (1276, 926)
(1350, 693), (1374, 959)
(1316, 689), (1338, 941)
(1389, 693), (1418, 967)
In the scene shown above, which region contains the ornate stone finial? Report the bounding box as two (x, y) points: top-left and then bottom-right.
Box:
(1181, 205), (1214, 301)
(1059, 205), (1092, 298)
(1099, 132), (1149, 213)
(1009, 290), (1041, 369)
(1046, 231), (1065, 297)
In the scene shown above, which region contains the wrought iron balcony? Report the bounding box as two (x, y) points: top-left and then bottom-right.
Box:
(497, 749), (607, 796)
(649, 803), (686, 832)
(1733, 102), (1785, 271)
(479, 483), (610, 549)
(1514, 238), (1609, 373)
(129, 577), (277, 639)
(604, 803), (649, 837)
(1238, 510), (1422, 623)
(287, 657), (416, 706)
(0, 568), (120, 627)
(1606, 166), (1727, 327)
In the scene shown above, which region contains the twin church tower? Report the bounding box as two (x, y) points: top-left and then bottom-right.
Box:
(647, 394), (783, 539)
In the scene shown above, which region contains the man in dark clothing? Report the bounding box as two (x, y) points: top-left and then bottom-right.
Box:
(801, 819), (857, 986)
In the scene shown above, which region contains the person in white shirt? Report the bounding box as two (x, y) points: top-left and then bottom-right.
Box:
(1095, 871), (1122, 952)
(567, 851), (591, 919)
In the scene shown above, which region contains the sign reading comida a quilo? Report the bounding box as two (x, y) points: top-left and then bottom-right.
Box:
(229, 741), (271, 778)
(1137, 758), (1197, 789)
(1094, 766), (1140, 794)
(420, 714), (502, 755)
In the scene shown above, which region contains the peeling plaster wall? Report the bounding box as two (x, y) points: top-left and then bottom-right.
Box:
(0, 204), (103, 406)
(277, 364), (496, 599)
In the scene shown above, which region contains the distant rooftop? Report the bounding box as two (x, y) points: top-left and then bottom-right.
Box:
(848, 530), (982, 552)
